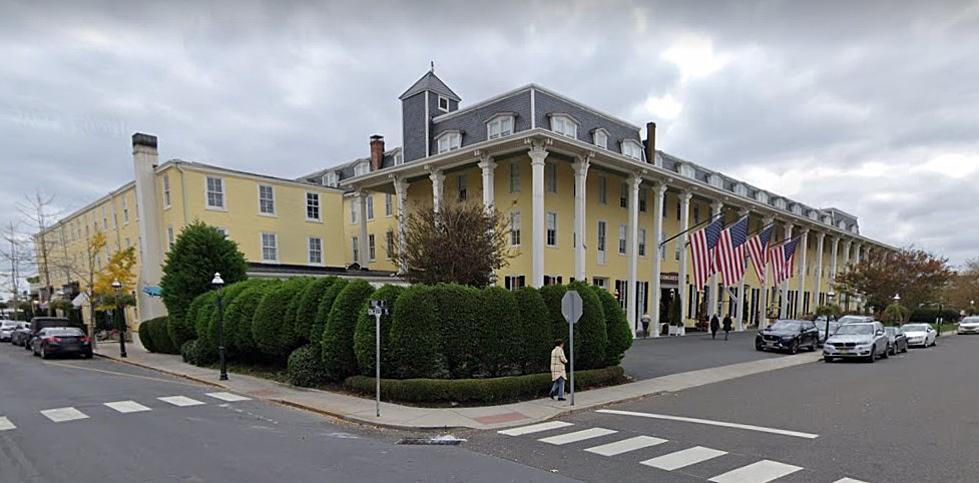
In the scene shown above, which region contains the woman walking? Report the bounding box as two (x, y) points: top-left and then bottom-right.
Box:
(710, 315), (720, 340)
(549, 339), (568, 401)
(722, 314), (733, 340)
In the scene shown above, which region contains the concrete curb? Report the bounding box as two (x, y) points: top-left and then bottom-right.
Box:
(94, 352), (225, 389)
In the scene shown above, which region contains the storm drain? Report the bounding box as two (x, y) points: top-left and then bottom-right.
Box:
(397, 435), (467, 445)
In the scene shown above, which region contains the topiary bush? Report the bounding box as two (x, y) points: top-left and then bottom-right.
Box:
(252, 278), (310, 359)
(321, 280), (375, 382)
(432, 284), (481, 378)
(180, 339), (214, 366)
(225, 283), (275, 359)
(204, 279), (267, 359)
(287, 344), (326, 387)
(513, 287), (553, 374)
(180, 340), (196, 364)
(592, 285), (632, 366)
(194, 291), (219, 353)
(139, 319), (158, 353)
(353, 284), (405, 377)
(169, 287), (213, 350)
(152, 317), (178, 354)
(294, 277), (337, 345)
(311, 279), (348, 345)
(540, 284), (569, 350)
(476, 286), (521, 377)
(564, 281), (608, 370)
(388, 285), (444, 379)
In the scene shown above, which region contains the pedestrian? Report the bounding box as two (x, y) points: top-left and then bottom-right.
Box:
(640, 313), (651, 338)
(722, 314), (733, 340)
(549, 339), (568, 401)
(710, 315), (720, 340)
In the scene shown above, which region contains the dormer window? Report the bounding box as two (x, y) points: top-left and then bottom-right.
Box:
(808, 210), (818, 220)
(394, 153), (404, 166)
(435, 131), (462, 154)
(353, 161), (370, 177)
(486, 114), (514, 140)
(755, 191), (769, 204)
(774, 198), (787, 210)
(322, 172), (339, 188)
(549, 114), (578, 139)
(677, 162), (696, 179)
(592, 129), (609, 149)
(733, 183), (748, 197)
(837, 220), (846, 229)
(822, 215), (832, 224)
(437, 95), (449, 112)
(621, 139), (644, 160)
(791, 204), (803, 215)
(708, 173), (723, 188)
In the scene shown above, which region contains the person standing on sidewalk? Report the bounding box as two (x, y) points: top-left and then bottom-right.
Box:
(549, 339), (568, 401)
(710, 315), (720, 340)
(722, 314), (733, 340)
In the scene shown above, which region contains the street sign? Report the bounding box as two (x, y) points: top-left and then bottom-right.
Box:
(561, 290), (583, 325)
(368, 299), (389, 418)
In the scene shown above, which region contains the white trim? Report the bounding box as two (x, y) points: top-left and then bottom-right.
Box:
(437, 94), (449, 112)
(204, 176), (226, 211)
(305, 191), (322, 222)
(257, 183), (277, 217)
(260, 232), (279, 263)
(592, 128), (609, 149)
(486, 114), (515, 139)
(162, 174), (171, 209)
(621, 138), (643, 160)
(307, 236), (324, 266)
(424, 91), (430, 157)
(530, 87), (536, 129)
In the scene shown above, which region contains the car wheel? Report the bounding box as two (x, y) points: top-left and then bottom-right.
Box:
(789, 340), (799, 355)
(902, 343), (908, 353)
(868, 346), (876, 363)
(755, 340), (764, 352)
(40, 346), (48, 359)
(824, 356), (833, 363)
(881, 345), (889, 359)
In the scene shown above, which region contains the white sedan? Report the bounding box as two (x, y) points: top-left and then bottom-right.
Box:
(901, 323), (938, 347)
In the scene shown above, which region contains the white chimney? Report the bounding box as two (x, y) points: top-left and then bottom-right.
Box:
(132, 133), (166, 321)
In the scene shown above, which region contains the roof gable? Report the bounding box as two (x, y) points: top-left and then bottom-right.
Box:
(399, 71), (461, 101)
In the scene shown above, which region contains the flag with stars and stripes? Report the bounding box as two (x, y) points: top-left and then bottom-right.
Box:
(689, 217), (725, 290)
(716, 216), (750, 286)
(745, 224), (775, 281)
(769, 237), (800, 284)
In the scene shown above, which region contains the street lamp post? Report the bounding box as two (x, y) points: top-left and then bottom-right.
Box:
(212, 273), (227, 381)
(825, 291), (836, 343)
(112, 279), (126, 358)
(892, 294), (901, 326)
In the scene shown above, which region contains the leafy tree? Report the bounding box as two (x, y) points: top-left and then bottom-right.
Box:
(882, 303), (910, 325)
(93, 246), (137, 310)
(815, 304), (842, 320)
(946, 258), (979, 314)
(162, 222), (247, 348)
(321, 280), (375, 381)
(834, 247), (953, 315)
(394, 202), (513, 287)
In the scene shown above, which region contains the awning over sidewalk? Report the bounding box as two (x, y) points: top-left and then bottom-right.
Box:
(71, 292), (88, 308)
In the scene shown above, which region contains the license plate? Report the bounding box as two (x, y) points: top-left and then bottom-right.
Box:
(838, 349), (850, 354)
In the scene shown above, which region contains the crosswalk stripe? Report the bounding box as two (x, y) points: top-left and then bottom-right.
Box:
(40, 407), (89, 423)
(833, 479), (869, 483)
(158, 396), (206, 407)
(640, 446), (728, 471)
(0, 416), (15, 431)
(708, 460), (803, 483)
(584, 435), (668, 456)
(539, 428), (617, 445)
(497, 421), (574, 436)
(206, 392), (251, 402)
(104, 401), (152, 414)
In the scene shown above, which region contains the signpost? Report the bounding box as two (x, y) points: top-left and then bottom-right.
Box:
(561, 290), (583, 406)
(368, 299), (389, 417)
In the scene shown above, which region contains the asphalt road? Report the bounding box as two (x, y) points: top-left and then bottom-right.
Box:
(0, 342), (570, 483)
(465, 334), (979, 482)
(622, 331), (784, 380)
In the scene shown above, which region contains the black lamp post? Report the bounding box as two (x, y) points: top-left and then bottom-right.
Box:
(112, 279), (127, 358)
(892, 293), (901, 326)
(212, 272), (227, 381)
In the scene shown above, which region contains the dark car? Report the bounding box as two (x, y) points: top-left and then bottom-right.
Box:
(31, 327), (92, 359)
(884, 326), (909, 355)
(9, 323), (31, 346)
(756, 320), (820, 354)
(26, 317), (85, 351)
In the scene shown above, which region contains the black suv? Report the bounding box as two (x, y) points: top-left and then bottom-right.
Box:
(756, 320), (820, 354)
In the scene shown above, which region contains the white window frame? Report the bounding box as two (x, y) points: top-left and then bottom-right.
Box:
(619, 182), (628, 209)
(385, 230), (394, 259)
(486, 115), (514, 140)
(437, 95), (449, 112)
(639, 228), (647, 257)
(350, 199), (359, 224)
(205, 176), (225, 210)
(618, 224), (627, 254)
(353, 161), (370, 177)
(549, 114), (578, 139)
(457, 174), (468, 201)
(366, 195), (374, 220)
(509, 161), (520, 193)
(545, 212), (558, 247)
(621, 139), (644, 160)
(307, 236), (323, 265)
(385, 193), (393, 217)
(734, 183), (748, 197)
(261, 232), (278, 262)
(545, 163), (557, 193)
(166, 226), (174, 249)
(678, 163), (696, 179)
(162, 175), (171, 209)
(598, 175), (608, 204)
(756, 191), (770, 204)
(368, 234), (376, 261)
(509, 210), (521, 246)
(351, 236), (360, 263)
(593, 129), (608, 149)
(435, 131), (461, 154)
(258, 184), (276, 216)
(597, 220), (607, 265)
(306, 192), (321, 221)
(322, 172), (339, 188)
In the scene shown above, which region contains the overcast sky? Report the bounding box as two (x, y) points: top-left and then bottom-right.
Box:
(2, 0), (978, 289)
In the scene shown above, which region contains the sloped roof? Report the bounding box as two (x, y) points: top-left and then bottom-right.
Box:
(399, 71), (461, 101)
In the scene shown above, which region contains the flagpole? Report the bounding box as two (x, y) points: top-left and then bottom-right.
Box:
(659, 212), (724, 248)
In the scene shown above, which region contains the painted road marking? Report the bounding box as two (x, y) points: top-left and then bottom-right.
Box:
(158, 396), (206, 407)
(597, 409), (819, 439)
(497, 421), (574, 436)
(40, 407), (89, 423)
(640, 446), (728, 471)
(206, 392), (251, 402)
(0, 417), (15, 431)
(833, 479), (869, 483)
(584, 435), (668, 456)
(104, 400), (152, 414)
(708, 460), (803, 483)
(539, 428), (618, 445)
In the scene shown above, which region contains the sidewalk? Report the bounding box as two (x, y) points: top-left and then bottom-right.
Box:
(94, 343), (820, 431)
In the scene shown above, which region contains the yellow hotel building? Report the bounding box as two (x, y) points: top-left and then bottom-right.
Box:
(37, 70), (893, 335)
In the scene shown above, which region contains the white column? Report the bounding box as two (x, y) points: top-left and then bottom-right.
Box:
(572, 155), (591, 282)
(842, 240), (852, 310)
(357, 191), (369, 267)
(529, 143), (548, 288)
(478, 156), (496, 211)
(627, 173), (641, 336)
(649, 184), (667, 338)
(677, 191), (692, 325)
(708, 200), (723, 319)
(814, 232), (825, 308)
(429, 170), (445, 213)
(829, 237), (839, 286)
(131, 133), (165, 321)
(735, 208), (749, 331)
(797, 229), (809, 317)
(780, 222), (794, 317)
(392, 176), (409, 273)
(759, 216), (774, 326)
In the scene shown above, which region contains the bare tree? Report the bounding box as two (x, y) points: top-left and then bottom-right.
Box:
(17, 189), (60, 315)
(0, 220), (32, 310)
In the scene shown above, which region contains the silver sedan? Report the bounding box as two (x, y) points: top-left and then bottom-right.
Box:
(901, 323), (937, 347)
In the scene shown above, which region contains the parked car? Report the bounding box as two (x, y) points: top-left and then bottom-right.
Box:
(957, 316), (979, 335)
(823, 321), (890, 362)
(815, 320), (843, 345)
(0, 320), (19, 342)
(884, 326), (909, 355)
(902, 323), (937, 347)
(10, 323), (32, 346)
(31, 327), (92, 359)
(25, 317), (85, 351)
(837, 315), (874, 325)
(755, 319), (820, 354)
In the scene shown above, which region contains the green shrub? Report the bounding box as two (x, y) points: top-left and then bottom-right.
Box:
(432, 284), (481, 378)
(321, 280), (375, 381)
(161, 221), (248, 348)
(477, 286), (521, 376)
(294, 277), (337, 345)
(353, 284), (405, 377)
(225, 284), (274, 357)
(388, 285), (444, 379)
(311, 279), (348, 345)
(540, 284), (569, 348)
(565, 281), (608, 370)
(169, 287), (213, 350)
(592, 286), (632, 366)
(194, 291), (219, 350)
(513, 287), (553, 374)
(344, 366), (625, 405)
(283, 277), (313, 340)
(180, 340), (196, 363)
(180, 339), (214, 366)
(909, 307), (960, 323)
(152, 317), (178, 354)
(252, 278), (310, 359)
(139, 319), (158, 353)
(287, 344), (326, 387)
(204, 279), (267, 358)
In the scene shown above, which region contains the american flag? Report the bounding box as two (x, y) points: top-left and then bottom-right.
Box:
(689, 216), (725, 290)
(768, 237), (800, 284)
(716, 216), (750, 286)
(745, 224), (775, 281)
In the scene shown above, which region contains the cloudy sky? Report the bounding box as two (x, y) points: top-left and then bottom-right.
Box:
(2, 0), (978, 286)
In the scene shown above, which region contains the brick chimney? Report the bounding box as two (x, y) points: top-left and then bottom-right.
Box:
(369, 135), (385, 171)
(645, 122), (656, 164)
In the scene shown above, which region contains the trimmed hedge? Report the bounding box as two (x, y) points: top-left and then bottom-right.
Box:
(205, 279), (267, 358)
(252, 278), (309, 358)
(225, 283), (275, 356)
(513, 287), (553, 374)
(565, 281), (608, 370)
(344, 366), (626, 405)
(311, 279), (348, 345)
(909, 307), (960, 323)
(141, 316), (178, 355)
(294, 277), (337, 345)
(540, 284), (569, 348)
(321, 280), (375, 381)
(283, 277), (314, 344)
(592, 286), (632, 366)
(139, 319), (158, 353)
(477, 286), (521, 376)
(388, 285), (444, 379)
(180, 339), (216, 366)
(353, 284), (405, 377)
(287, 344), (326, 387)
(169, 288), (213, 349)
(193, 291), (219, 355)
(433, 284), (481, 378)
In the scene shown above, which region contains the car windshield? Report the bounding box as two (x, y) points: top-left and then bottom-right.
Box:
(902, 324), (929, 332)
(46, 328), (84, 336)
(835, 324), (874, 335)
(837, 316), (868, 324)
(884, 327), (898, 335)
(963, 318), (979, 324)
(770, 321), (801, 331)
(1, 321), (17, 329)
